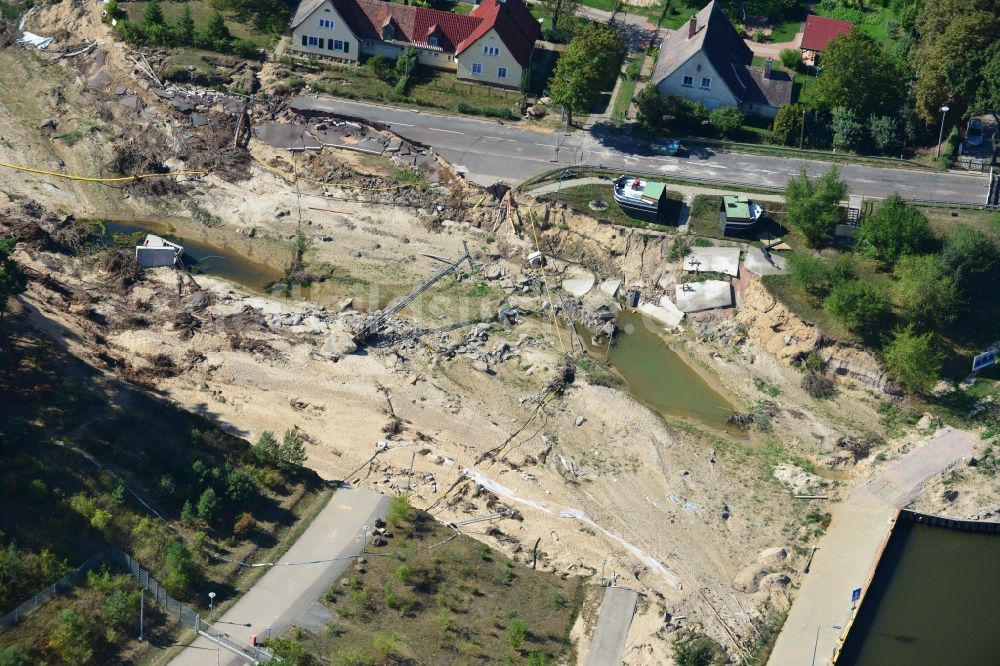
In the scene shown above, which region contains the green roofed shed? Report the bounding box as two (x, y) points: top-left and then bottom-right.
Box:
(722, 195), (752, 221)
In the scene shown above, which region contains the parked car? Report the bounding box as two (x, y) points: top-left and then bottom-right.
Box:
(966, 118), (984, 147)
(650, 138), (683, 156)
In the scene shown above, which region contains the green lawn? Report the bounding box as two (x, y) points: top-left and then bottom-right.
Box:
(768, 17), (802, 43)
(579, 0), (618, 12)
(545, 182), (683, 230)
(611, 77), (637, 124)
(294, 505), (584, 665)
(124, 0), (274, 42)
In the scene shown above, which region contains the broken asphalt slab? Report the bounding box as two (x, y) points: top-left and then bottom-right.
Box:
(674, 280), (733, 312)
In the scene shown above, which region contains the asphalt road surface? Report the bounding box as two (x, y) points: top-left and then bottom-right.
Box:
(289, 96), (991, 204)
(170, 487), (388, 666)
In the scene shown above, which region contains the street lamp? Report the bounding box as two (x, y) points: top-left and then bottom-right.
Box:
(208, 591), (216, 623)
(811, 624), (843, 666)
(139, 587), (147, 641)
(267, 624), (274, 641)
(935, 105), (950, 159)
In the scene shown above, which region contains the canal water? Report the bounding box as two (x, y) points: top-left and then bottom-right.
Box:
(102, 219), (284, 291)
(837, 519), (1000, 665)
(579, 309), (736, 430)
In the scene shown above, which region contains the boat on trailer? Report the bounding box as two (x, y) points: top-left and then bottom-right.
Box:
(719, 195), (764, 232)
(613, 176), (667, 215)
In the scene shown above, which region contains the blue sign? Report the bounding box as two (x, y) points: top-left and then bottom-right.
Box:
(851, 587), (862, 604)
(973, 351), (997, 373)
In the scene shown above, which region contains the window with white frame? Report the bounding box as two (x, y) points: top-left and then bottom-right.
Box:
(307, 36), (320, 47)
(471, 62), (483, 75)
(318, 18), (335, 29)
(497, 66), (507, 79)
(328, 39), (348, 52)
(483, 45), (500, 56)
(700, 77), (711, 89)
(682, 75), (693, 87)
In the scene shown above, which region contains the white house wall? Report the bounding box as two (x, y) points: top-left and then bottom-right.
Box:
(291, 1), (360, 61)
(456, 28), (524, 88)
(656, 51), (738, 109)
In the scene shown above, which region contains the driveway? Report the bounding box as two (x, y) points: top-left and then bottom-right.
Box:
(170, 487), (389, 666)
(286, 96), (991, 204)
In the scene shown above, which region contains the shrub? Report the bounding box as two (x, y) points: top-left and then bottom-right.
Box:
(506, 618), (527, 649)
(824, 280), (889, 335)
(164, 542), (198, 595)
(181, 499), (195, 524)
(893, 254), (959, 329)
(624, 58), (642, 81)
(331, 649), (375, 666)
(802, 371), (836, 399)
(0, 646), (30, 666)
(785, 166), (847, 248)
(938, 126), (960, 168)
(673, 632), (726, 666)
(226, 468), (256, 503)
(386, 494), (413, 529)
(787, 253), (831, 297)
(157, 474), (176, 497)
(103, 589), (139, 628)
(197, 487), (221, 523)
(832, 106), (865, 151)
(48, 610), (94, 666)
(233, 512), (255, 535)
(371, 632), (401, 659)
(857, 194), (931, 265)
(366, 55), (394, 81)
(710, 106), (744, 138)
(771, 103), (803, 146)
(868, 115), (900, 155)
(779, 48), (801, 70)
(883, 327), (943, 394)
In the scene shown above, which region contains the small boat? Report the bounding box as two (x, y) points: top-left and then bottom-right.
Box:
(719, 195), (764, 232)
(135, 234), (184, 268)
(613, 176), (667, 215)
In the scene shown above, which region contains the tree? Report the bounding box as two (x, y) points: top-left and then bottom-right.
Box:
(142, 0), (165, 26)
(857, 194), (931, 265)
(941, 227), (1000, 311)
(176, 5), (196, 46)
(164, 542), (197, 595)
(893, 254), (959, 329)
(771, 103), (803, 146)
(197, 487), (221, 523)
(785, 166), (848, 248)
(975, 43), (1000, 121)
(824, 280), (889, 335)
(201, 12), (231, 51)
(103, 589), (140, 629)
(635, 84), (668, 132)
(225, 468), (256, 502)
(883, 327), (943, 393)
(831, 107), (865, 151)
(279, 429), (307, 472)
(779, 48), (801, 70)
(868, 115), (900, 155)
(814, 31), (905, 118)
(48, 610), (94, 666)
(0, 646), (29, 666)
(0, 237), (27, 330)
(253, 430), (280, 465)
(710, 106), (743, 138)
(547, 23), (624, 124)
(788, 252), (831, 297)
(386, 494), (413, 528)
(541, 0), (579, 32)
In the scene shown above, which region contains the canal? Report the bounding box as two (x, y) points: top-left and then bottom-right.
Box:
(836, 517), (1000, 665)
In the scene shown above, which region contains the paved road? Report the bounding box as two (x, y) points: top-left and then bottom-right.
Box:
(288, 96), (991, 204)
(586, 586), (640, 666)
(767, 428), (977, 666)
(170, 487), (388, 666)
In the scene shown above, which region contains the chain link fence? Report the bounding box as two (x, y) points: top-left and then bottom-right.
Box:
(0, 547), (274, 664)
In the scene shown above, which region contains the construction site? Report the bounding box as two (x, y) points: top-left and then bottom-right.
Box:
(1, 2), (998, 665)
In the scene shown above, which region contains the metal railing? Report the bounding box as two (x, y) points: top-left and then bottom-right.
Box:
(0, 548), (274, 664)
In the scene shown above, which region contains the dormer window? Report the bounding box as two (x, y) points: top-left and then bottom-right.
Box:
(382, 22), (395, 40)
(428, 36), (438, 46)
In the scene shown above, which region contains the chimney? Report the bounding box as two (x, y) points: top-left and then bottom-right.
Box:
(688, 16), (697, 39)
(764, 57), (773, 79)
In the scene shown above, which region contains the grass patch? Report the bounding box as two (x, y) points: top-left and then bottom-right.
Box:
(542, 182), (683, 230)
(298, 507), (583, 664)
(768, 17), (802, 43)
(124, 0), (275, 42)
(576, 356), (623, 388)
(611, 76), (637, 125)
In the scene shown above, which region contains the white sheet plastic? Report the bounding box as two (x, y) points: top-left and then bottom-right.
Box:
(17, 32), (54, 49)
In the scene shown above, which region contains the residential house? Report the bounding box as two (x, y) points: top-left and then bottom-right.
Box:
(289, 0), (540, 88)
(651, 0), (794, 118)
(799, 15), (852, 67)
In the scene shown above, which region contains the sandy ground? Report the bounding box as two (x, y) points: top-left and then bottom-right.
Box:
(3, 4), (992, 663)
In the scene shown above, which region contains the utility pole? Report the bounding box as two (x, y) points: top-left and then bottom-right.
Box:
(799, 107), (806, 149)
(208, 591), (216, 623)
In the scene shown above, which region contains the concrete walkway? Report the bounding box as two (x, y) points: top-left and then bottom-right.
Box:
(587, 586), (640, 666)
(768, 428), (976, 666)
(170, 487), (389, 666)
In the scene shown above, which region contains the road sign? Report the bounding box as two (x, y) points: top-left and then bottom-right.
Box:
(973, 350), (997, 373)
(851, 587), (862, 605)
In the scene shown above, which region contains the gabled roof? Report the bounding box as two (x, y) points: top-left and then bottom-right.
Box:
(800, 15), (853, 52)
(652, 0), (752, 96)
(742, 66), (794, 108)
(457, 0), (539, 66)
(290, 0), (539, 62)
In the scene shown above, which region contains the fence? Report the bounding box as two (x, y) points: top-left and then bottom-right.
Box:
(0, 548), (274, 664)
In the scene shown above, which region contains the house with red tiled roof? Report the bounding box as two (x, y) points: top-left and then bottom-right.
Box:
(289, 0), (539, 88)
(799, 15), (852, 65)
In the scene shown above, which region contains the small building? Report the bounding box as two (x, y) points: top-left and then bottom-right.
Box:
(799, 15), (852, 67)
(288, 0), (539, 88)
(651, 0), (794, 118)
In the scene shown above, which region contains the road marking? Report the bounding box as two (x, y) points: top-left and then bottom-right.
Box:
(483, 136), (514, 142)
(534, 142), (556, 148)
(429, 128), (464, 134)
(391, 122), (414, 127)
